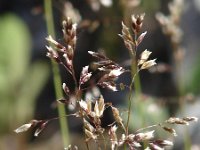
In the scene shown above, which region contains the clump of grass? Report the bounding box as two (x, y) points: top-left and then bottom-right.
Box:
(14, 13), (198, 150)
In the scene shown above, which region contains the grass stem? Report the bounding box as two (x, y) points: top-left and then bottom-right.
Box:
(44, 0), (69, 147)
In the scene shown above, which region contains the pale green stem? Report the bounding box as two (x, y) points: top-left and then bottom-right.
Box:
(125, 66), (139, 135)
(44, 0), (69, 147)
(125, 34), (142, 135)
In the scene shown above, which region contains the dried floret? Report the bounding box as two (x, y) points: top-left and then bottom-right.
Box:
(14, 120), (40, 133)
(83, 118), (95, 133)
(137, 31), (147, 46)
(85, 129), (97, 141)
(161, 126), (177, 136)
(111, 106), (125, 129)
(79, 66), (92, 85)
(166, 117), (189, 125)
(34, 121), (48, 137)
(94, 95), (105, 117)
(135, 130), (155, 141)
(183, 117), (198, 122)
(62, 83), (70, 95)
(131, 13), (145, 33)
(140, 59), (157, 70)
(14, 123), (32, 133)
(108, 125), (118, 150)
(138, 49), (152, 65)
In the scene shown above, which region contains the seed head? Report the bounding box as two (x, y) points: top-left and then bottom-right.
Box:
(131, 13), (145, 34)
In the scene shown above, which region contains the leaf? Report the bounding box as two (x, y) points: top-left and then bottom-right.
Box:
(16, 62), (49, 123)
(0, 14), (31, 88)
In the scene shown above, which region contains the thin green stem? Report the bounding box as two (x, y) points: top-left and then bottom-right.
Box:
(125, 78), (134, 135)
(44, 0), (69, 147)
(133, 34), (142, 94)
(125, 33), (142, 135)
(125, 67), (139, 135)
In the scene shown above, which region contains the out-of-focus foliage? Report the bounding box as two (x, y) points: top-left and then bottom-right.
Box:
(188, 55), (200, 94)
(141, 0), (161, 13)
(0, 14), (49, 134)
(122, 95), (168, 132)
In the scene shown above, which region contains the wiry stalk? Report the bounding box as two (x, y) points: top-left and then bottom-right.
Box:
(126, 60), (140, 135)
